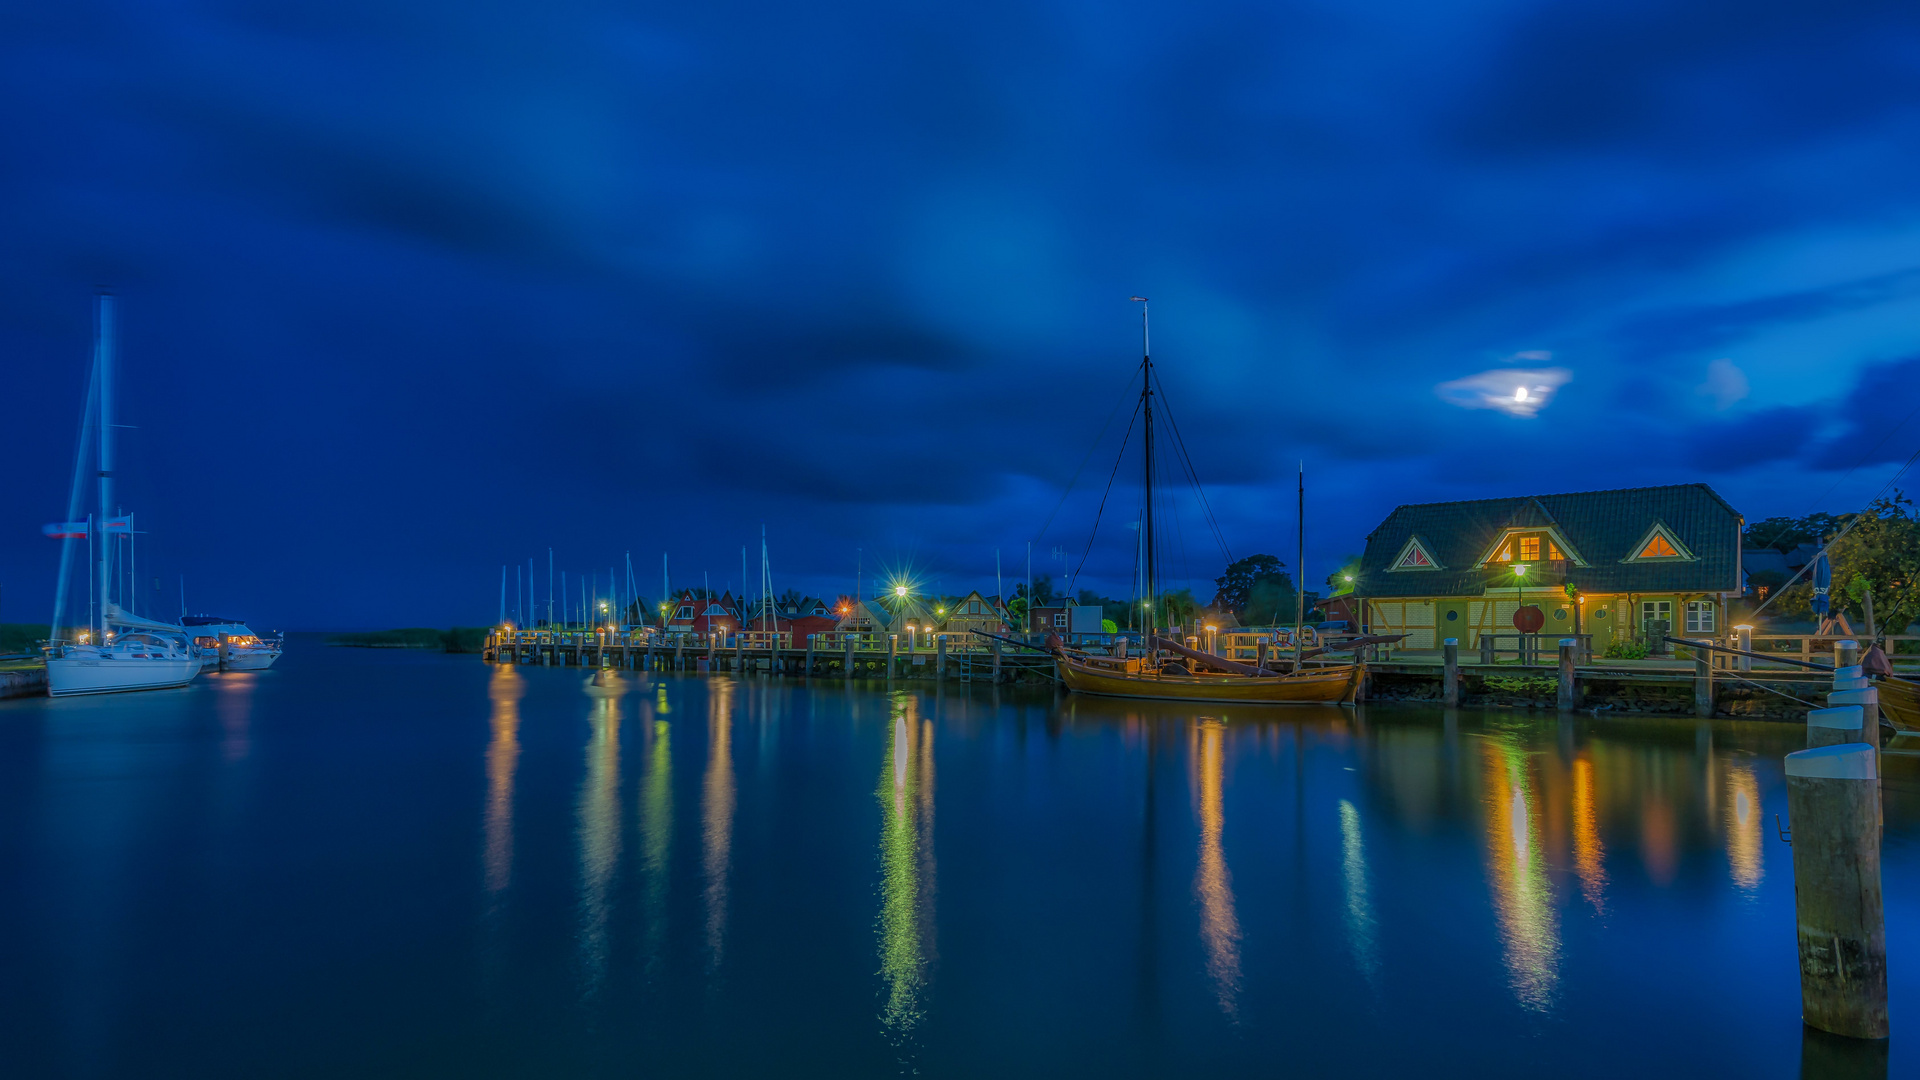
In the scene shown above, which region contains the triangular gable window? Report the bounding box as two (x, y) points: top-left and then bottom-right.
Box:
(1388, 536), (1442, 572)
(1624, 522), (1695, 563)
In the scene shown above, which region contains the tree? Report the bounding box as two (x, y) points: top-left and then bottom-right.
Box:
(1766, 494), (1920, 631)
(1745, 512), (1852, 553)
(1159, 587), (1200, 627)
(1213, 554), (1287, 616)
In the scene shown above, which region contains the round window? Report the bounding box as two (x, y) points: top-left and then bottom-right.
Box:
(1445, 610), (1458, 621)
(1596, 608), (1608, 618)
(1553, 608), (1568, 620)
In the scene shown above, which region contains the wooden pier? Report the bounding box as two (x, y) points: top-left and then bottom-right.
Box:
(483, 629), (1059, 682)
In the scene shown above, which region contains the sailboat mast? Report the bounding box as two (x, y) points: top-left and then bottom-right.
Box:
(1136, 298), (1155, 638)
(95, 294), (115, 638)
(1295, 463), (1305, 665)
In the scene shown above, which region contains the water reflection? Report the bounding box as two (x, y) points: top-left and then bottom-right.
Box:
(1480, 736), (1558, 1011)
(214, 673), (256, 763)
(1723, 759), (1763, 893)
(484, 666), (523, 893)
(576, 679), (623, 995)
(703, 680), (736, 975)
(877, 692), (936, 1049)
(1191, 719), (1241, 1018)
(1571, 755), (1606, 915)
(640, 713), (672, 978)
(1338, 799), (1380, 989)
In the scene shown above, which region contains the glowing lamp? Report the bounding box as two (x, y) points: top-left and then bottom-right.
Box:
(894, 585), (907, 597)
(1514, 565), (1528, 577)
(1733, 624), (1754, 632)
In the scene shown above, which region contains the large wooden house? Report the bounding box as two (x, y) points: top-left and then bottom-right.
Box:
(664, 589), (741, 636)
(939, 590), (1007, 637)
(1354, 484), (1744, 652)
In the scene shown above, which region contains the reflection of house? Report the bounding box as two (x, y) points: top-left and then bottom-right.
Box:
(665, 589), (741, 636)
(939, 590), (1007, 637)
(1353, 484), (1743, 652)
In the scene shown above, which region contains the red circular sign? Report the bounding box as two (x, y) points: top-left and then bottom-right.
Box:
(1512, 605), (1545, 633)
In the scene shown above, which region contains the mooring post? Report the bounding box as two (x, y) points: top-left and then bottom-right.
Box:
(1784, 743), (1888, 1040)
(216, 633), (231, 672)
(805, 634), (816, 677)
(1479, 633), (1494, 666)
(1443, 638), (1460, 707)
(937, 634), (947, 681)
(992, 638), (1003, 683)
(706, 633), (716, 671)
(734, 631), (744, 674)
(1738, 624), (1752, 673)
(887, 634), (898, 681)
(843, 635), (855, 677)
(1830, 687), (1880, 747)
(1558, 638), (1577, 712)
(1808, 706), (1865, 749)
(1838, 638), (1860, 672)
(1694, 649), (1714, 718)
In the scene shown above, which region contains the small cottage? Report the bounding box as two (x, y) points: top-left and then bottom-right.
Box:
(939, 590), (1007, 638)
(1353, 484), (1744, 652)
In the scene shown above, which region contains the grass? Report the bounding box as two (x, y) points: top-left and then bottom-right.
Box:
(326, 627), (489, 653)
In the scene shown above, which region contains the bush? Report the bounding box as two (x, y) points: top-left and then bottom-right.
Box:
(1102, 619), (1118, 633)
(1604, 638), (1649, 660)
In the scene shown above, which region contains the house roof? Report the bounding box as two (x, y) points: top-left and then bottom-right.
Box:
(1358, 483), (1741, 598)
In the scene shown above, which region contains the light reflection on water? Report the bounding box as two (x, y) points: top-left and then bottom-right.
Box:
(5, 646), (1916, 1079)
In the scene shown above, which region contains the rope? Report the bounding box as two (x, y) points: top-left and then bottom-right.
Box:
(1034, 364), (1141, 545)
(1072, 398), (1143, 586)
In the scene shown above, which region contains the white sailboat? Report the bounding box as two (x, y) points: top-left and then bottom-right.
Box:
(44, 295), (201, 697)
(182, 615), (283, 671)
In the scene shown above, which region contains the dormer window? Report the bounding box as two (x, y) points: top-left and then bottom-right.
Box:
(1495, 533), (1565, 563)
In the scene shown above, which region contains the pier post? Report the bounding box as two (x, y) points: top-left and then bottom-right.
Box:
(1694, 650), (1714, 717)
(844, 635), (855, 677)
(1479, 633), (1494, 666)
(1443, 638), (1460, 707)
(887, 634), (898, 681)
(1559, 638), (1577, 711)
(1830, 688), (1880, 745)
(734, 632), (743, 674)
(675, 638), (685, 671)
(1738, 624), (1752, 673)
(805, 634), (816, 677)
(1784, 743), (1888, 1040)
(1837, 638), (1859, 673)
(992, 638), (1003, 683)
(937, 635), (947, 681)
(706, 634), (715, 671)
(217, 633), (231, 672)
(1808, 706), (1865, 749)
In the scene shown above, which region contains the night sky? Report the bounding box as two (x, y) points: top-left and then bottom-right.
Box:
(6, 1), (1920, 630)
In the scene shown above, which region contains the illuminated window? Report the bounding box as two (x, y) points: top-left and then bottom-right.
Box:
(1548, 540), (1565, 560)
(1518, 536), (1541, 561)
(677, 606), (693, 619)
(1640, 534), (1679, 558)
(1685, 601), (1716, 633)
(1641, 600), (1672, 632)
(1495, 544), (1512, 562)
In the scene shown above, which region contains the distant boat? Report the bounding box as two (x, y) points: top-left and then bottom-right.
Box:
(182, 615), (283, 671)
(45, 296), (201, 697)
(1048, 300), (1361, 706)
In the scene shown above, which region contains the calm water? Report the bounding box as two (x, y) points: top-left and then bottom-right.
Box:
(2, 640), (1916, 1078)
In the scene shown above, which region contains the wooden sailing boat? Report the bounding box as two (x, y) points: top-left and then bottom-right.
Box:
(1052, 299), (1362, 705)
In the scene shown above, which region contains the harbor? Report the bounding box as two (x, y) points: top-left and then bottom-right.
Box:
(0, 642), (1914, 1076)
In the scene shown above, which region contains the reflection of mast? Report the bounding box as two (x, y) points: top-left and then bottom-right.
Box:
(485, 666), (524, 892)
(878, 693), (936, 1048)
(576, 688), (622, 994)
(1191, 720), (1241, 1016)
(1571, 756), (1606, 914)
(703, 681), (736, 973)
(1481, 740), (1559, 1011)
(1338, 799), (1379, 988)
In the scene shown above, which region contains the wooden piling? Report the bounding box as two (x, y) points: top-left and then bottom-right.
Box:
(936, 635), (947, 681)
(1838, 639), (1860, 670)
(734, 632), (743, 674)
(887, 634), (897, 681)
(1443, 638), (1460, 707)
(805, 634), (816, 677)
(1829, 688), (1880, 745)
(992, 638), (1003, 683)
(843, 635), (855, 677)
(1785, 743), (1888, 1040)
(1479, 633), (1494, 666)
(217, 633), (231, 672)
(1808, 706), (1865, 749)
(1558, 638), (1577, 711)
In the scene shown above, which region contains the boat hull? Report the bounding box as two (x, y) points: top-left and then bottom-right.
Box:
(47, 656), (201, 697)
(1057, 656), (1362, 705)
(1875, 677), (1920, 733)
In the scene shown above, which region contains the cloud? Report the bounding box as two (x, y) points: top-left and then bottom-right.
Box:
(1697, 357), (1749, 409)
(1435, 366), (1572, 418)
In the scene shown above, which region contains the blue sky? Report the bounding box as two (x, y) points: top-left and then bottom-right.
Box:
(4, 0), (1920, 628)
